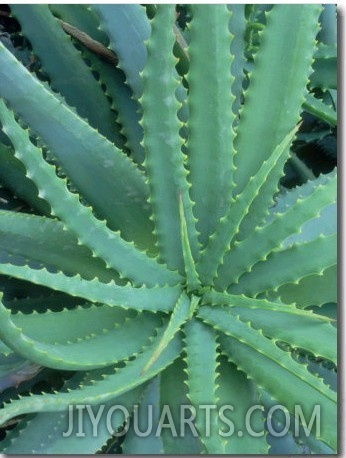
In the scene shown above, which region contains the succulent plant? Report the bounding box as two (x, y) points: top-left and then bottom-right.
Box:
(0, 4), (337, 454)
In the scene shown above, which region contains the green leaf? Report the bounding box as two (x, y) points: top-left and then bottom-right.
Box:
(91, 5), (149, 100)
(0, 99), (180, 287)
(10, 4), (124, 148)
(0, 143), (50, 215)
(187, 5), (235, 248)
(303, 93), (337, 126)
(122, 377), (163, 454)
(216, 171), (336, 288)
(0, 298), (164, 370)
(272, 265), (337, 308)
(0, 42), (154, 250)
(281, 203), (336, 247)
(0, 210), (120, 283)
(9, 305), (132, 345)
(233, 5), (322, 239)
(159, 357), (204, 454)
(2, 291), (83, 315)
(183, 318), (225, 453)
(217, 356), (269, 454)
(0, 373), (145, 454)
(310, 44), (337, 90)
(140, 4), (198, 272)
(318, 5), (337, 46)
(141, 291), (190, 375)
(233, 5), (321, 194)
(229, 306), (336, 364)
(260, 390), (333, 455)
(48, 5), (109, 45)
(201, 290), (332, 323)
(229, 233), (336, 296)
(0, 300), (123, 355)
(198, 306), (337, 449)
(57, 4), (147, 165)
(268, 171), (336, 218)
(81, 52), (145, 165)
(0, 263), (182, 313)
(198, 125), (298, 285)
(178, 193), (200, 292)
(92, 4), (190, 135)
(0, 332), (182, 426)
(228, 5), (246, 125)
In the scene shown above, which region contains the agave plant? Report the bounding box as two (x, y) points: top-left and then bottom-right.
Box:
(0, 4), (337, 454)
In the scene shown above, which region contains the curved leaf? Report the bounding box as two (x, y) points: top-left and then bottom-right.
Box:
(140, 5), (198, 272)
(0, 42), (154, 250)
(0, 264), (182, 313)
(216, 171), (336, 288)
(0, 374), (145, 454)
(0, 99), (180, 287)
(198, 306), (337, 449)
(0, 298), (164, 370)
(0, 332), (182, 426)
(0, 210), (119, 283)
(10, 4), (124, 147)
(229, 233), (336, 296)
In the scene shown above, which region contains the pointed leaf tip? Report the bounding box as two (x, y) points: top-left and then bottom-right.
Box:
(178, 193), (200, 293)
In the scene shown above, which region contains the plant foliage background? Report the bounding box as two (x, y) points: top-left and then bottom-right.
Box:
(0, 4), (337, 455)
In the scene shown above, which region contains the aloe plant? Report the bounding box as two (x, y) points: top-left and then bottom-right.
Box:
(0, 4), (337, 454)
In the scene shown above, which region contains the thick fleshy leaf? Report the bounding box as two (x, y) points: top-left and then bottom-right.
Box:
(183, 318), (225, 453)
(0, 264), (182, 314)
(216, 171), (336, 288)
(233, 5), (322, 239)
(0, 143), (50, 215)
(272, 265), (337, 308)
(140, 5), (198, 272)
(217, 356), (269, 454)
(10, 4), (124, 147)
(159, 357), (204, 454)
(0, 372), (145, 454)
(142, 292), (191, 375)
(229, 233), (336, 296)
(198, 306), (337, 450)
(0, 99), (180, 287)
(0, 42), (155, 250)
(121, 377), (163, 454)
(0, 210), (119, 283)
(198, 126), (298, 284)
(0, 298), (164, 370)
(187, 5), (235, 248)
(0, 332), (182, 426)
